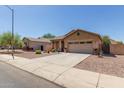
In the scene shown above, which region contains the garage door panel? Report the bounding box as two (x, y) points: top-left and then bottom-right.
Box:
(68, 41), (93, 54)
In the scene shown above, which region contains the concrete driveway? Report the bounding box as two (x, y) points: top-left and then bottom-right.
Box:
(15, 53), (90, 81)
(32, 53), (90, 67)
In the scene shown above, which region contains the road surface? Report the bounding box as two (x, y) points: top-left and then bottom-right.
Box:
(0, 61), (62, 88)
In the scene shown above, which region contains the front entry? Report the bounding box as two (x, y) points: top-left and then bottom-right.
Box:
(41, 45), (44, 51)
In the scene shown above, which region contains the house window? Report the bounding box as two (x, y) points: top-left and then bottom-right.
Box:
(80, 42), (85, 44)
(68, 42), (79, 44)
(80, 41), (92, 44)
(68, 42), (73, 44)
(86, 41), (92, 44)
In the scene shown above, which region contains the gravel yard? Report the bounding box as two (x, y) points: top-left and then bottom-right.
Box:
(0, 50), (58, 59)
(75, 55), (124, 78)
(14, 51), (58, 59)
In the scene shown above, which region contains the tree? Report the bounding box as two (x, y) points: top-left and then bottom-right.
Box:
(0, 32), (13, 48)
(13, 33), (24, 48)
(0, 35), (2, 46)
(102, 35), (111, 54)
(42, 33), (55, 39)
(0, 32), (23, 51)
(102, 36), (111, 46)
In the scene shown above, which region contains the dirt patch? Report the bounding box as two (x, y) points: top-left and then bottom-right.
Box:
(75, 55), (124, 78)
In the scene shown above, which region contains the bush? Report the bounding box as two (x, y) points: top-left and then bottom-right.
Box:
(35, 49), (41, 54)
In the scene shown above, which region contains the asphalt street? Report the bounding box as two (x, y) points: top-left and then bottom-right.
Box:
(0, 61), (62, 88)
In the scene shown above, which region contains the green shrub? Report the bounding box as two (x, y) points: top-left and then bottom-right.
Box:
(35, 49), (41, 54)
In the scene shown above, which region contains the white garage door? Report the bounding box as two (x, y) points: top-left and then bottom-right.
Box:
(68, 41), (93, 54)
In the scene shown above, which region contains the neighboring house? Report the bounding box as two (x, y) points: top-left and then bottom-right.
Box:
(23, 37), (52, 51)
(110, 39), (119, 44)
(51, 29), (102, 54)
(110, 39), (124, 55)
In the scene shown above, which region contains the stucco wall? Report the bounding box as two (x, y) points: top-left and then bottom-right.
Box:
(63, 30), (102, 51)
(29, 41), (52, 51)
(23, 39), (52, 51)
(110, 44), (124, 55)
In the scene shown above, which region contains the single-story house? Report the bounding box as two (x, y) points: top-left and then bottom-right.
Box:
(51, 29), (102, 54)
(110, 39), (124, 55)
(23, 37), (52, 51)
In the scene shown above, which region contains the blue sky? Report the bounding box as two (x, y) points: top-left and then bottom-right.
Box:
(0, 5), (124, 42)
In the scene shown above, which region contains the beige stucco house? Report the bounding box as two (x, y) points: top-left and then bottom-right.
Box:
(51, 29), (102, 54)
(23, 37), (52, 51)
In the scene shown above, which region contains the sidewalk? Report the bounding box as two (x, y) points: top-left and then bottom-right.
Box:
(0, 54), (124, 88)
(55, 68), (124, 88)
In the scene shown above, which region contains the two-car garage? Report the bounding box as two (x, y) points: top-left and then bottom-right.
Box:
(68, 41), (93, 54)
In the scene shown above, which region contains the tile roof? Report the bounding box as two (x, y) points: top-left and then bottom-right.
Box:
(51, 29), (102, 41)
